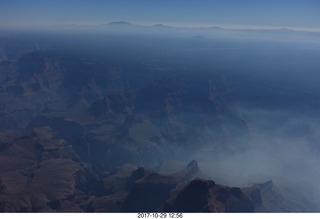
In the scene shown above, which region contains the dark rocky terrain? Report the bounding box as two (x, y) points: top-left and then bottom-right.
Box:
(0, 48), (249, 171)
(1, 127), (318, 212)
(0, 42), (257, 212)
(0, 127), (100, 212)
(1, 31), (320, 212)
(0, 127), (255, 212)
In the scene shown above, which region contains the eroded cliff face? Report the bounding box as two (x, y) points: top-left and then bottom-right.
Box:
(0, 48), (256, 212)
(0, 127), (101, 212)
(0, 126), (319, 212)
(0, 50), (249, 170)
(0, 127), (253, 212)
(2, 34), (319, 212)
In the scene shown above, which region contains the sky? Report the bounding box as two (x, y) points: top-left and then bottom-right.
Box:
(1, 0), (320, 30)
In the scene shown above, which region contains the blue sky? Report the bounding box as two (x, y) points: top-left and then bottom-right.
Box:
(1, 0), (320, 30)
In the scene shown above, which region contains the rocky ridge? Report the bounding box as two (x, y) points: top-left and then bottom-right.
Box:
(0, 50), (249, 170)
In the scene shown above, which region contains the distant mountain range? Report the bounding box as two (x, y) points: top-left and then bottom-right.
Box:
(65, 21), (263, 30)
(41, 21), (319, 43)
(59, 21), (318, 34)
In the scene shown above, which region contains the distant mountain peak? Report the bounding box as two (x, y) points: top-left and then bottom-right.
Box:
(152, 24), (168, 28)
(108, 21), (133, 26)
(209, 26), (224, 30)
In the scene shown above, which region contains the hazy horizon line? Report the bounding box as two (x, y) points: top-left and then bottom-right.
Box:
(1, 20), (320, 33)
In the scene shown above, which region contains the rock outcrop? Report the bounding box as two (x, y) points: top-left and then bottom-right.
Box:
(163, 178), (254, 212)
(0, 127), (101, 212)
(87, 160), (254, 212)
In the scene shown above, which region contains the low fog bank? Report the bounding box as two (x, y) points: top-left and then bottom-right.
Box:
(188, 107), (320, 209)
(156, 104), (320, 209)
(191, 105), (320, 181)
